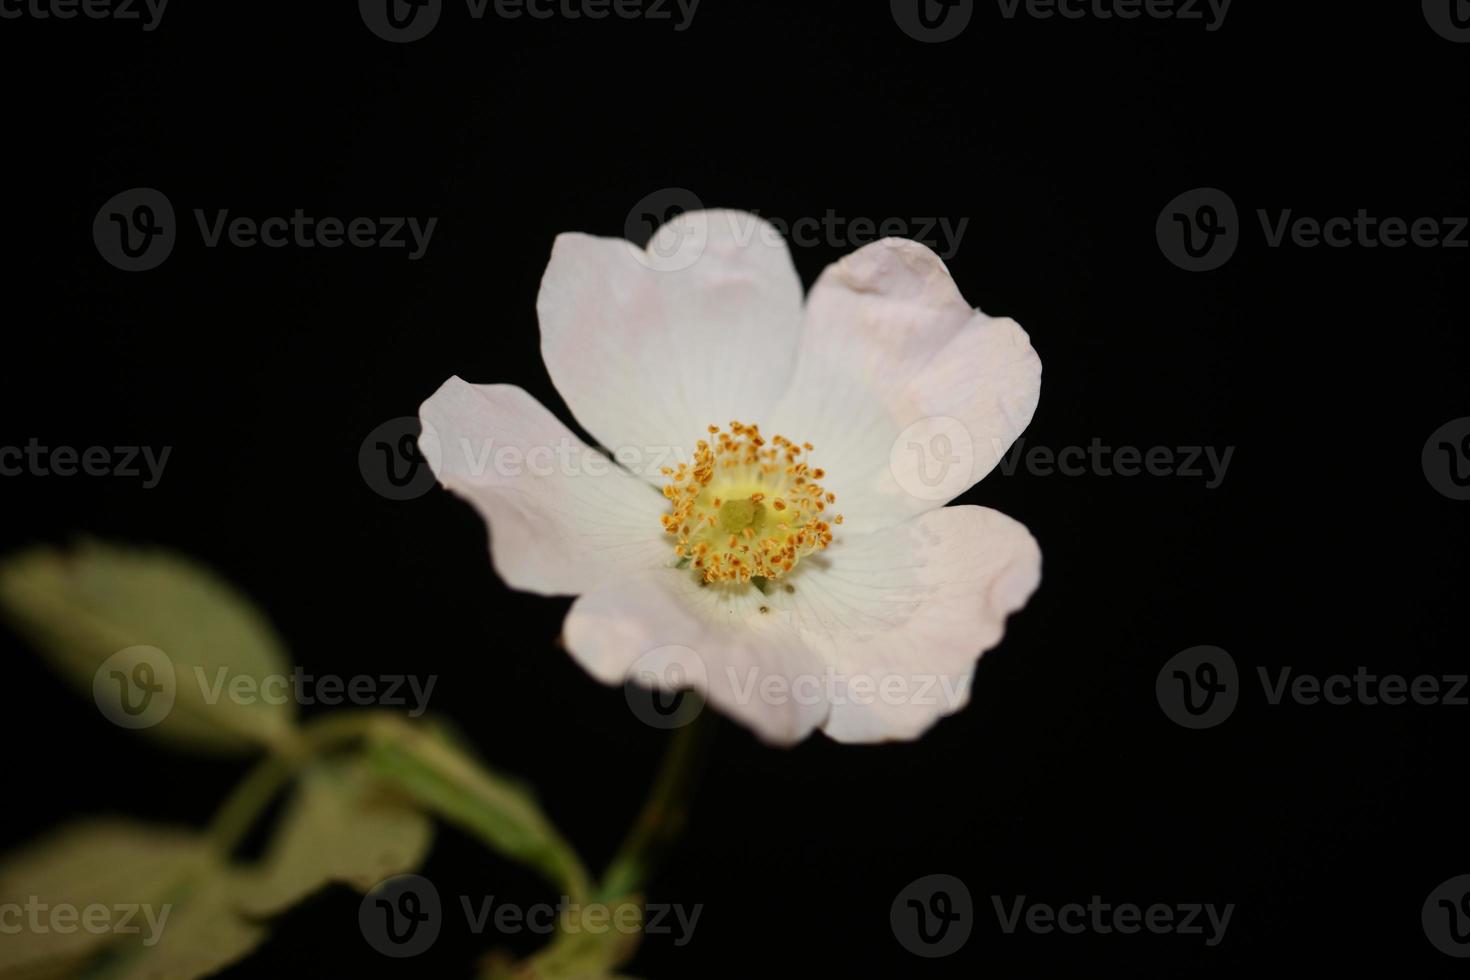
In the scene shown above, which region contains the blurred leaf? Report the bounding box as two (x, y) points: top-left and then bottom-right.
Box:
(365, 721), (593, 903)
(0, 543), (297, 754)
(234, 758), (434, 917)
(83, 875), (265, 980)
(0, 820), (210, 979)
(478, 896), (643, 980)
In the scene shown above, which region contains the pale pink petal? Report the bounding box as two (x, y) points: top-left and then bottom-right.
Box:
(537, 210), (804, 481)
(561, 506), (1038, 744)
(419, 378), (667, 597)
(783, 505), (1040, 743)
(769, 238), (1041, 534)
(562, 570), (830, 745)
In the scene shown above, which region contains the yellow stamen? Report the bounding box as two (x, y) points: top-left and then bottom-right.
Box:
(661, 421), (839, 584)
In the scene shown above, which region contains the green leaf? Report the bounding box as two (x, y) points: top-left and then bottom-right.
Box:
(233, 758), (434, 917)
(0, 820), (212, 979)
(365, 721), (593, 903)
(0, 543), (297, 755)
(82, 874), (266, 980)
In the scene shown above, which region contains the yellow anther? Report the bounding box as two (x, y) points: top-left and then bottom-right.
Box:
(660, 421), (838, 585)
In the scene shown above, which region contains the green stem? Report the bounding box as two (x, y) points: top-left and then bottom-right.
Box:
(597, 711), (717, 901)
(206, 711), (397, 854)
(206, 751), (297, 854)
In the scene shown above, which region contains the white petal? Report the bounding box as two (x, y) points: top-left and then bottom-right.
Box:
(769, 238), (1041, 534)
(562, 570), (830, 745)
(537, 210), (804, 481)
(560, 506), (1038, 745)
(787, 506), (1040, 743)
(418, 378), (667, 597)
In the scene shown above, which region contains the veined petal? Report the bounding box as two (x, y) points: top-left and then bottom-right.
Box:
(788, 505), (1041, 743)
(418, 378), (667, 597)
(537, 210), (804, 482)
(561, 506), (1038, 745)
(769, 238), (1041, 534)
(562, 571), (830, 746)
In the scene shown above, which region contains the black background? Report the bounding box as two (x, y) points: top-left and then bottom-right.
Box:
(2, 1), (1468, 976)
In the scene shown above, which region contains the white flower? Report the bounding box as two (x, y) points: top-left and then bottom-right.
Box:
(419, 210), (1042, 745)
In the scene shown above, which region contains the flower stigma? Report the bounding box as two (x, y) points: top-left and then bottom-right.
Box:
(661, 422), (842, 584)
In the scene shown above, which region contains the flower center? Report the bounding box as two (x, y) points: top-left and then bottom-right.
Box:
(661, 422), (842, 584)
